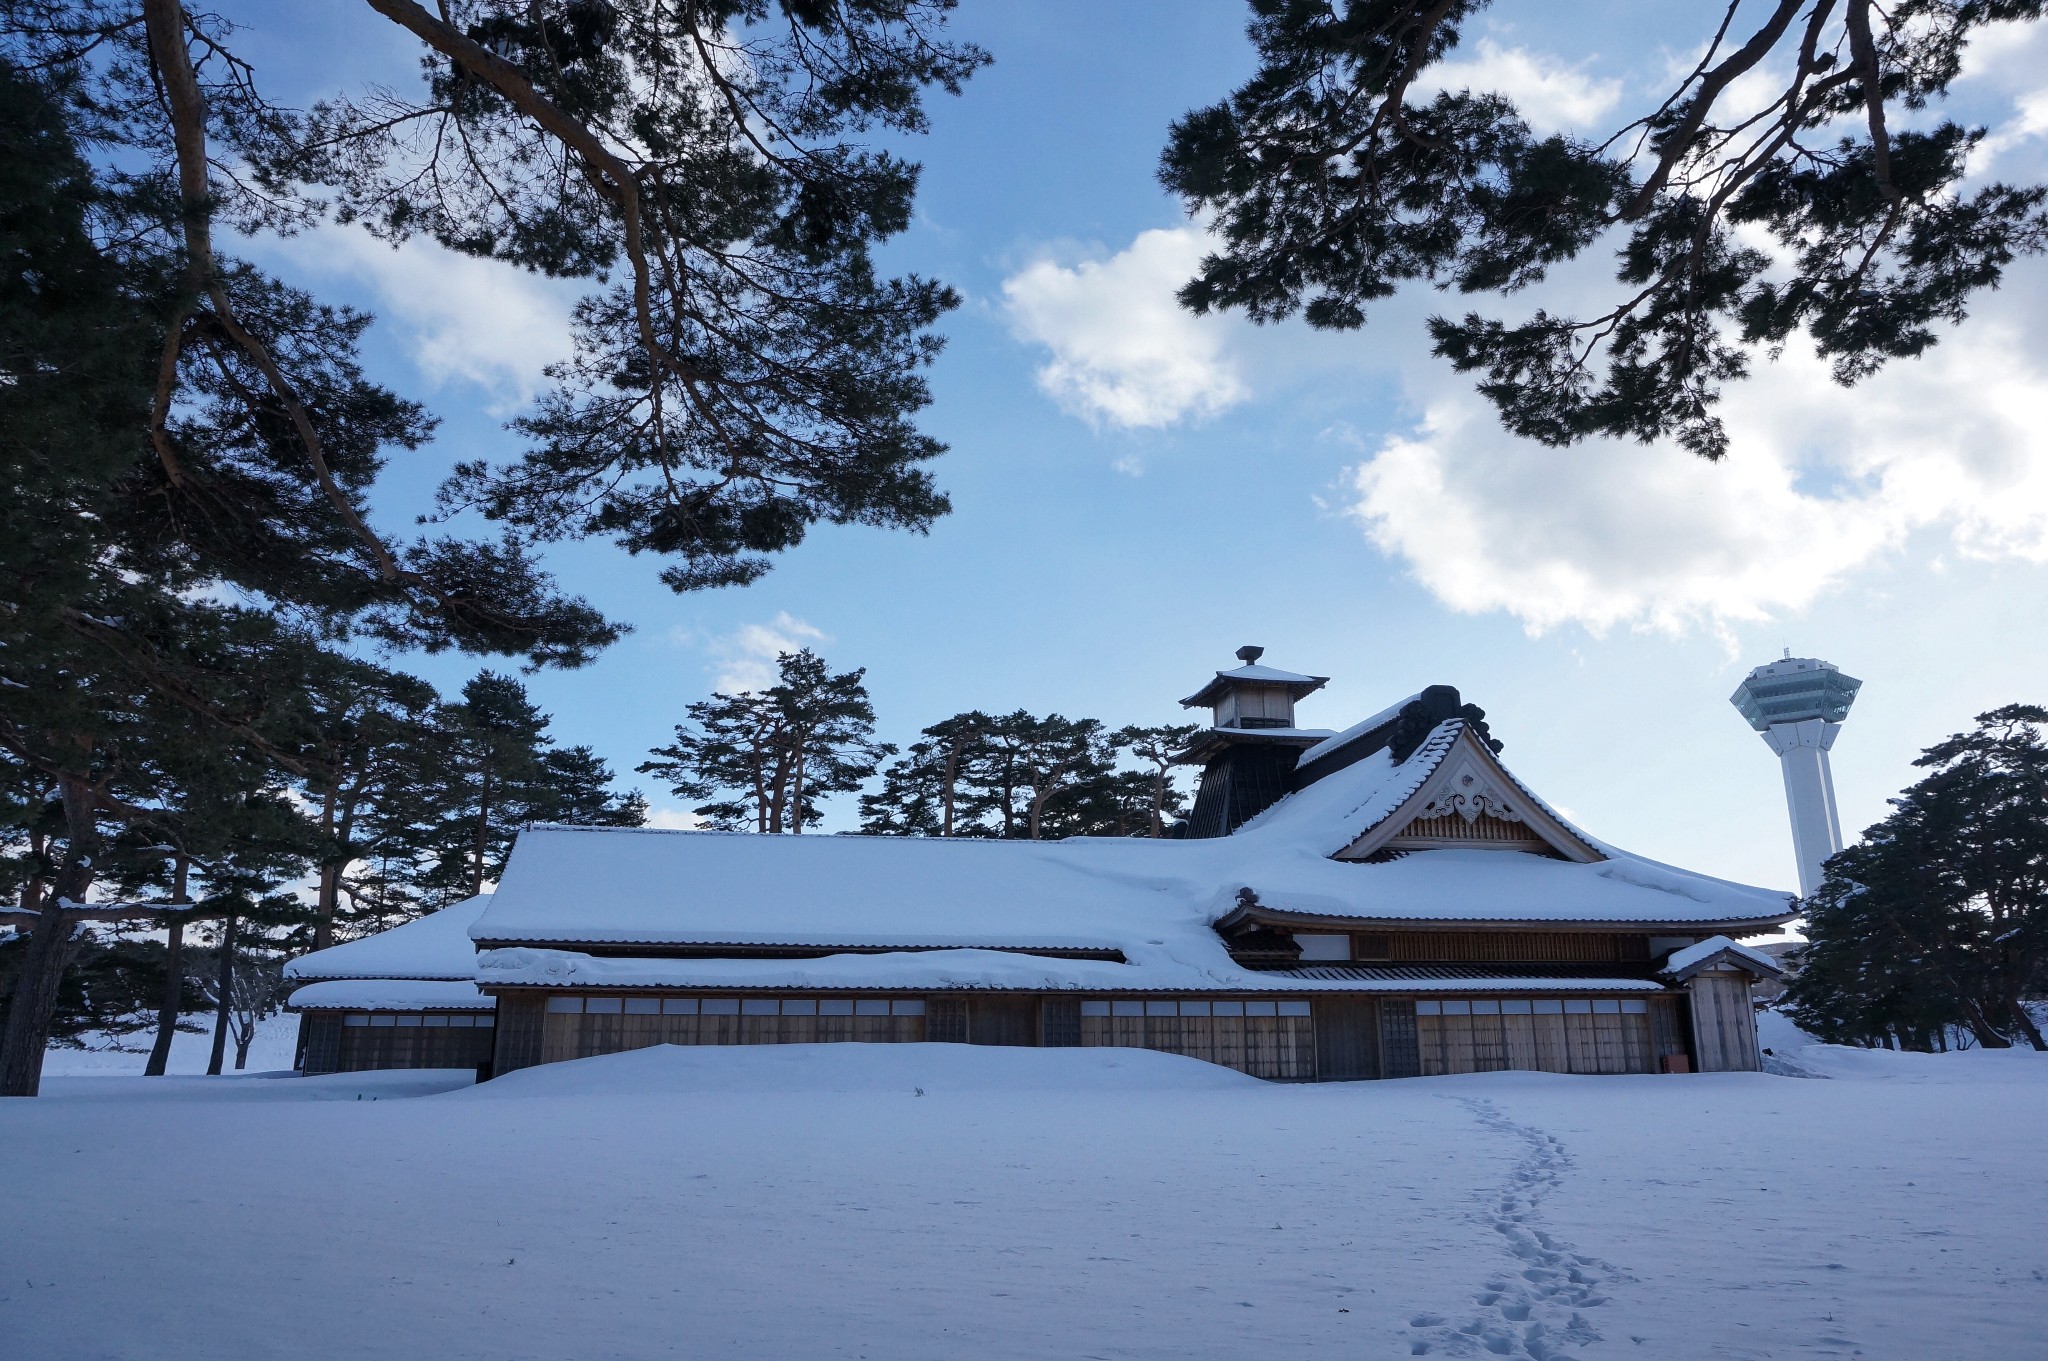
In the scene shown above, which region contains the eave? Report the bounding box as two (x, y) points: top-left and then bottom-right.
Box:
(1214, 904), (1798, 939)
(471, 938), (1128, 962)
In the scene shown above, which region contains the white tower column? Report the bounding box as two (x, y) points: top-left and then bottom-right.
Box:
(1759, 718), (1843, 898)
(1729, 654), (1861, 902)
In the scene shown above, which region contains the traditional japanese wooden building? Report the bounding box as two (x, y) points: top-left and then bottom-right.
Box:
(285, 895), (497, 1075)
(287, 652), (1792, 1082)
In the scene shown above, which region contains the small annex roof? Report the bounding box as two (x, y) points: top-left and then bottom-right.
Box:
(286, 978), (495, 1012)
(1658, 935), (1786, 981)
(283, 895), (490, 982)
(1180, 663), (1330, 709)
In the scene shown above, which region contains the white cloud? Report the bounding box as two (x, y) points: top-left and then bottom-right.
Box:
(1343, 322), (2048, 636)
(1002, 227), (1248, 431)
(644, 806), (704, 830)
(264, 224), (577, 413)
(1418, 39), (1622, 134)
(709, 611), (828, 692)
(1969, 87), (2048, 176)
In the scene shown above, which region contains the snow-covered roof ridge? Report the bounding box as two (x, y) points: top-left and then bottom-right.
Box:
(284, 896), (491, 981)
(1659, 935), (1785, 980)
(1293, 693), (1421, 770)
(469, 713), (1795, 956)
(1232, 718), (1462, 853)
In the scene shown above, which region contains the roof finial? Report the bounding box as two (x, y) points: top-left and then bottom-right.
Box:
(1783, 646), (1791, 659)
(1235, 644), (1264, 665)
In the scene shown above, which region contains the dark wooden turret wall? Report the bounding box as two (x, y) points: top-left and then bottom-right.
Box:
(1185, 743), (1301, 838)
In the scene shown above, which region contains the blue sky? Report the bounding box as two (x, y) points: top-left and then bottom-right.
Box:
(226, 2), (2048, 892)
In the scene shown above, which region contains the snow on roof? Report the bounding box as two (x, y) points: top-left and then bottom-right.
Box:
(1179, 664), (1330, 707)
(283, 896), (490, 981)
(476, 946), (1671, 994)
(1212, 663), (1324, 685)
(1293, 694), (1420, 770)
(473, 721), (1791, 967)
(287, 979), (495, 1011)
(1660, 935), (1785, 979)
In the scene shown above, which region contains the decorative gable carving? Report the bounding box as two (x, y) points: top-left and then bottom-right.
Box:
(1411, 751), (1532, 825)
(1336, 728), (1604, 864)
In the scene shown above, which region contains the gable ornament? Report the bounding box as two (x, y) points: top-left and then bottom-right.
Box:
(1413, 755), (1527, 825)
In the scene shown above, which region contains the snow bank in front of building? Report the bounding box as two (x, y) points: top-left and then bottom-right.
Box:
(459, 1042), (1259, 1100)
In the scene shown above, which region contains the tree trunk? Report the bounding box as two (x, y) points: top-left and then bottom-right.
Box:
(314, 782), (342, 950)
(940, 741), (959, 837)
(469, 763), (494, 898)
(145, 920), (185, 1077)
(207, 913), (237, 1077)
(1957, 995), (2011, 1049)
(233, 1022), (254, 1071)
(0, 773), (102, 1097)
(2006, 997), (2047, 1051)
(144, 854), (194, 1077)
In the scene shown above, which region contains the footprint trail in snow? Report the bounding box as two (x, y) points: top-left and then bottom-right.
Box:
(1408, 1099), (1621, 1359)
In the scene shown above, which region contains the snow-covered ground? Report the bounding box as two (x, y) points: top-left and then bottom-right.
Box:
(38, 1012), (302, 1076)
(6, 1021), (2045, 1360)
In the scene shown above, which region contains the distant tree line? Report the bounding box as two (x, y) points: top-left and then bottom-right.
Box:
(0, 669), (642, 1075)
(1785, 705), (2048, 1052)
(640, 649), (1201, 841)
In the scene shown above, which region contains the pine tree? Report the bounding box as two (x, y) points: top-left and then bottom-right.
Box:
(643, 651), (890, 833)
(861, 715), (1199, 840)
(1112, 724), (1201, 837)
(295, 658), (447, 950)
(0, 0), (983, 1093)
(858, 712), (996, 837)
(1785, 704), (2048, 1051)
(420, 673), (645, 903)
(976, 712), (1116, 841)
(1161, 1), (2048, 459)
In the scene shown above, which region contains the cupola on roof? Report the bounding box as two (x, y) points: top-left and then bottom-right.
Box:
(1179, 645), (1330, 710)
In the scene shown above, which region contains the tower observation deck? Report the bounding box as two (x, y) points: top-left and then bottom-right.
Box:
(1730, 656), (1863, 899)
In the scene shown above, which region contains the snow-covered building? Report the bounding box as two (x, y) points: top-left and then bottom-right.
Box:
(286, 654), (1793, 1081)
(286, 895), (497, 1075)
(477, 659), (1793, 1079)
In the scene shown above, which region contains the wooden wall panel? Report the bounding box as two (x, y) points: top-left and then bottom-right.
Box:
(1041, 998), (1081, 1048)
(495, 995), (546, 1074)
(1649, 997), (1686, 1063)
(1468, 1012), (1507, 1072)
(1378, 1003), (1421, 1079)
(1314, 998), (1380, 1081)
(1387, 932), (1649, 963)
(301, 1015), (343, 1075)
(926, 998), (968, 1044)
(1503, 1015), (1540, 1071)
(970, 998), (1037, 1047)
(1689, 973), (1760, 1072)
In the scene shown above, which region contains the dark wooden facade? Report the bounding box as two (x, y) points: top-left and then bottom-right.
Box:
(483, 987), (1687, 1082)
(298, 1010), (497, 1075)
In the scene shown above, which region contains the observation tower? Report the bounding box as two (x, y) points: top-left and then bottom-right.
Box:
(1730, 654), (1863, 899)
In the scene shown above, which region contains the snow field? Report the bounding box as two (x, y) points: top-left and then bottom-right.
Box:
(6, 1034), (2046, 1360)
